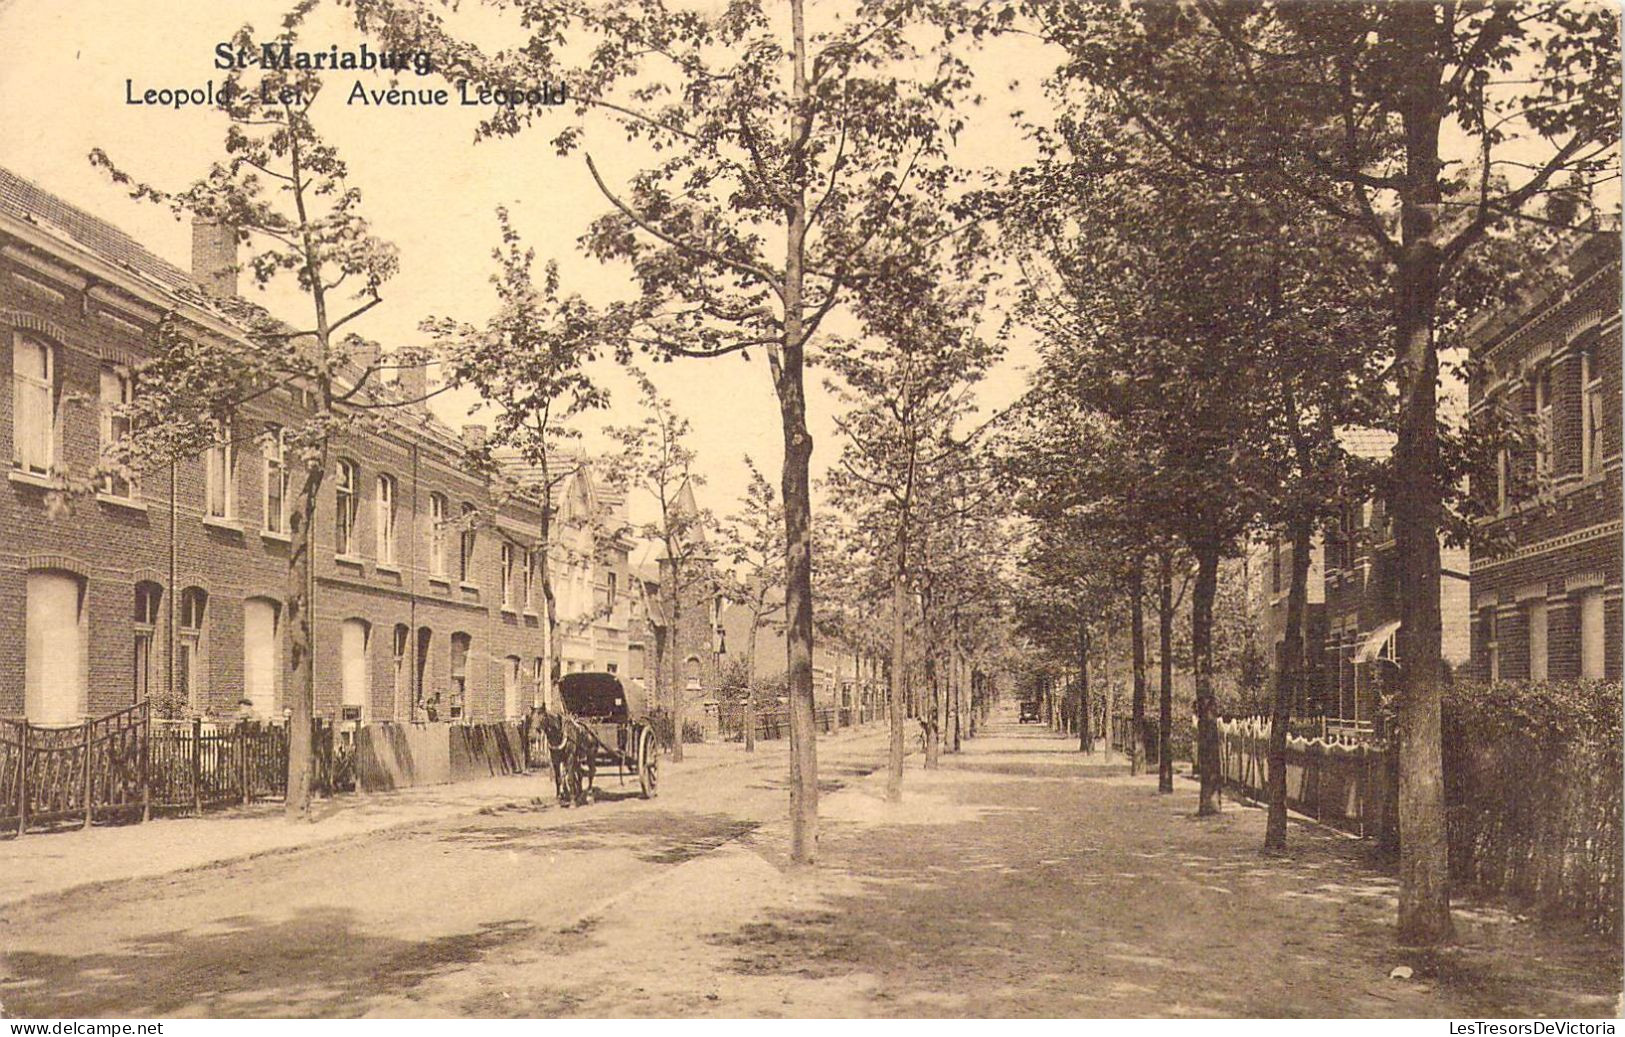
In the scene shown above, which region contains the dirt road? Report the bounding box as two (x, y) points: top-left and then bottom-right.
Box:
(2, 713), (1618, 1018)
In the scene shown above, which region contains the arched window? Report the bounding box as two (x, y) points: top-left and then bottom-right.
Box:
(415, 626), (434, 718)
(12, 333), (54, 474)
(25, 569), (84, 723)
(685, 655), (701, 685)
(335, 459), (359, 556)
(133, 582), (162, 704)
(376, 474), (398, 565)
(178, 587), (209, 712)
(340, 618), (371, 721)
(243, 597), (280, 717)
(392, 623), (411, 721)
(428, 493), (448, 577)
(503, 655), (522, 719)
(449, 632), (471, 719)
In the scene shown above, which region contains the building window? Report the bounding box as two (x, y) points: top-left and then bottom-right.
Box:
(340, 618), (371, 721)
(392, 624), (411, 721)
(428, 493), (448, 577)
(532, 656), (546, 706)
(449, 632), (471, 719)
(1527, 599), (1548, 682)
(376, 474), (398, 565)
(133, 582), (161, 704)
(1496, 443), (1510, 514)
(1580, 590), (1606, 679)
(459, 504), (477, 584)
(606, 571), (618, 610)
(178, 587), (208, 712)
(12, 333), (54, 475)
(1532, 365), (1553, 488)
(205, 420), (236, 519)
(26, 569), (84, 723)
(500, 543), (515, 607)
(243, 597), (279, 717)
(523, 549), (535, 610)
(415, 626), (433, 718)
(335, 459), (359, 556)
(503, 654), (522, 719)
(1483, 607), (1500, 684)
(629, 643), (646, 680)
(100, 366), (137, 498)
(1582, 346), (1606, 479)
(262, 426), (287, 534)
(685, 655), (701, 686)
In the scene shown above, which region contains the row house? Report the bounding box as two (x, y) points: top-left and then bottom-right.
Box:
(1466, 229), (1621, 683)
(1249, 536), (1327, 717)
(1, 165), (556, 727)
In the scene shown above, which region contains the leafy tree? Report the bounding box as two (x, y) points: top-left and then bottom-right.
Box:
(605, 374), (712, 763)
(717, 456), (785, 753)
(1034, 0), (1619, 945)
(92, 8), (419, 820)
(347, 0), (990, 865)
(423, 207), (611, 710)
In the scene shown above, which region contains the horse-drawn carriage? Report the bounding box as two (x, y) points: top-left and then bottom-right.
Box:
(540, 672), (659, 804)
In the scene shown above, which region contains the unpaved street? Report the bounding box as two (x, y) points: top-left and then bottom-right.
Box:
(2, 714), (1619, 1018)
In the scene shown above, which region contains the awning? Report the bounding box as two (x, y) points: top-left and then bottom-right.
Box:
(1354, 620), (1401, 664)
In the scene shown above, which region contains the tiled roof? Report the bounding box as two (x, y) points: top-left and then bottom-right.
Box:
(0, 166), (197, 295)
(1336, 427), (1396, 461)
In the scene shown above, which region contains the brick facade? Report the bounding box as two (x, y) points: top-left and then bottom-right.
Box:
(1, 166), (558, 725)
(1467, 232), (1622, 684)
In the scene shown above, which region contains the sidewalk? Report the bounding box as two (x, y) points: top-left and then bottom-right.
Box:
(0, 726), (863, 909)
(389, 717), (1624, 1019)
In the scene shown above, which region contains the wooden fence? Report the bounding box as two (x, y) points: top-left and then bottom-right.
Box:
(717, 705), (839, 743)
(1210, 716), (1395, 842)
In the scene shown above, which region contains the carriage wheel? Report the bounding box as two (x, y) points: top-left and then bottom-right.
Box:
(638, 727), (659, 799)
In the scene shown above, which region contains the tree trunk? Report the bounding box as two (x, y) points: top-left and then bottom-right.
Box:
(1158, 552), (1175, 794)
(922, 617), (940, 769)
(537, 482), (559, 713)
(887, 575), (907, 802)
(1192, 540), (1221, 816)
(1102, 622), (1115, 764)
(1390, 32), (1453, 943)
(777, 0), (819, 865)
(1130, 558), (1148, 776)
(283, 455), (323, 821)
(668, 572), (684, 763)
(744, 607), (760, 753)
(1265, 517), (1312, 853)
(1077, 623), (1091, 754)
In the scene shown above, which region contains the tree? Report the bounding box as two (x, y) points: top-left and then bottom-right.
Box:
(606, 374), (712, 763)
(824, 274), (999, 798)
(1035, 0), (1619, 946)
(348, 0), (990, 866)
(423, 207), (610, 713)
(92, 7), (417, 820)
(718, 456), (786, 753)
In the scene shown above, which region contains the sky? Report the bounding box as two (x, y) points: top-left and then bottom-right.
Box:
(0, 0), (1047, 526)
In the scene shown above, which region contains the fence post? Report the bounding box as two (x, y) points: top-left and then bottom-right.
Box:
(240, 722), (251, 806)
(16, 722), (28, 837)
(192, 717), (203, 817)
(141, 711), (151, 823)
(83, 718), (94, 830)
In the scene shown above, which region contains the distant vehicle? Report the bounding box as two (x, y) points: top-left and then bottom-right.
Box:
(1019, 700), (1041, 724)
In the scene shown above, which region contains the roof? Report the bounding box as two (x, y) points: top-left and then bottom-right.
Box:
(0, 166), (197, 296)
(1335, 427), (1396, 461)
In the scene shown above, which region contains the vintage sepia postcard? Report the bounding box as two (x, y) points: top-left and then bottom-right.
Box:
(0, 0), (1619, 1025)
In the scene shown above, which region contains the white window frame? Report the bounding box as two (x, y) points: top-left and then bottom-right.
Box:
(1533, 365), (1553, 488)
(205, 420), (236, 520)
(12, 333), (54, 475)
(500, 543), (515, 607)
(376, 473), (398, 565)
(262, 426), (287, 534)
(428, 493), (448, 577)
(99, 365), (138, 498)
(1582, 348), (1605, 479)
(335, 460), (359, 557)
(523, 549), (534, 610)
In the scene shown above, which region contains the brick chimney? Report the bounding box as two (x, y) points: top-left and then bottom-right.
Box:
(190, 216), (238, 297)
(347, 339), (380, 377)
(396, 359), (428, 403)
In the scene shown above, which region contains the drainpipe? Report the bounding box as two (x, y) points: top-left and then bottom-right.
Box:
(167, 459), (177, 708)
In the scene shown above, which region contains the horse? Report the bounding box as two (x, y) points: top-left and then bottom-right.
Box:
(539, 710), (598, 807)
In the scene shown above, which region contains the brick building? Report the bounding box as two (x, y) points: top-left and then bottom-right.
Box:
(1466, 230), (1622, 683)
(1, 165), (559, 726)
(1249, 535), (1328, 715)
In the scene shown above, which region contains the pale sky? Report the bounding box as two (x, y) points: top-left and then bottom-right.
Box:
(0, 0), (1045, 526)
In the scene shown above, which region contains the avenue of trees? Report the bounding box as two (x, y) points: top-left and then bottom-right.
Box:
(95, 0), (1616, 948)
